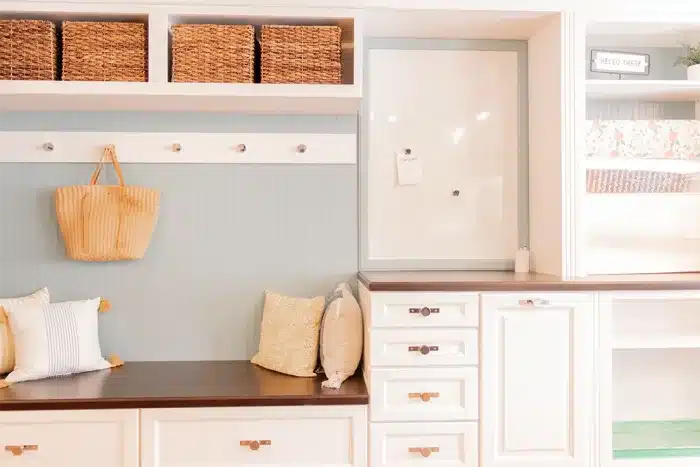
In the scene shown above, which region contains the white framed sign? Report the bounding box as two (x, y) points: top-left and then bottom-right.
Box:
(590, 50), (650, 75)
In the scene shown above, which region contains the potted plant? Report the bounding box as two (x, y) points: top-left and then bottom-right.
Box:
(675, 44), (700, 80)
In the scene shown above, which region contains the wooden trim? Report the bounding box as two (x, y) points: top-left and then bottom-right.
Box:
(358, 271), (700, 292)
(0, 361), (369, 411)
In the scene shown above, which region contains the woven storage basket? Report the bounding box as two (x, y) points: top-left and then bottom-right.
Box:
(55, 145), (160, 262)
(62, 21), (147, 82)
(171, 24), (254, 83)
(586, 169), (691, 193)
(0, 19), (57, 80)
(260, 25), (342, 84)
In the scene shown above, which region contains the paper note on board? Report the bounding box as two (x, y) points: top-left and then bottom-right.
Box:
(396, 151), (423, 186)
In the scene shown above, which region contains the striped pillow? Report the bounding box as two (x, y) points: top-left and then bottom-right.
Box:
(3, 298), (112, 385)
(0, 287), (50, 375)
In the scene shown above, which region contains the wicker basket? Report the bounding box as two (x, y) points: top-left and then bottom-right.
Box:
(260, 25), (342, 84)
(171, 24), (254, 83)
(62, 21), (147, 82)
(0, 20), (57, 80)
(586, 169), (691, 193)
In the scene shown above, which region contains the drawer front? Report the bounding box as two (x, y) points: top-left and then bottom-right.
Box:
(371, 293), (479, 329)
(0, 409), (138, 467)
(141, 406), (367, 467)
(370, 367), (478, 422)
(371, 328), (478, 367)
(370, 422), (478, 467)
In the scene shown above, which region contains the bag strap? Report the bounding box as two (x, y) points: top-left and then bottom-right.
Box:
(90, 145), (126, 187)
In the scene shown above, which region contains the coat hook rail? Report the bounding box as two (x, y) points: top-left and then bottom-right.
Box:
(0, 132), (356, 165)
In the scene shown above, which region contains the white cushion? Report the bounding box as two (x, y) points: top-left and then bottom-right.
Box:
(319, 283), (363, 388)
(0, 288), (50, 374)
(4, 297), (111, 384)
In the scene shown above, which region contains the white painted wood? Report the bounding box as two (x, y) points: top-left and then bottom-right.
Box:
(585, 194), (700, 274)
(599, 291), (614, 467)
(148, 11), (169, 84)
(369, 367), (479, 422)
(482, 292), (595, 467)
(370, 422), (478, 467)
(363, 10), (558, 40)
(366, 48), (520, 264)
(0, 82), (361, 114)
(0, 409), (139, 467)
(606, 290), (700, 343)
(0, 132), (357, 164)
(369, 292), (479, 329)
(141, 405), (367, 467)
(587, 80), (700, 101)
(370, 328), (478, 367)
(528, 13), (569, 276)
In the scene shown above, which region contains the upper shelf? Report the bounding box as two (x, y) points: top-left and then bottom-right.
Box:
(586, 80), (700, 101)
(0, 81), (362, 114)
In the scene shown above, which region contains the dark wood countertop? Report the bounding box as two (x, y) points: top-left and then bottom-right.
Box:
(0, 361), (368, 411)
(358, 270), (700, 292)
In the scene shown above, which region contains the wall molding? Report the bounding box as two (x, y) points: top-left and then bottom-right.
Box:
(0, 131), (357, 164)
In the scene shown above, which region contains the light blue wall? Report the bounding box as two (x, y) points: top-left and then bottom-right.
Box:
(0, 111), (358, 361)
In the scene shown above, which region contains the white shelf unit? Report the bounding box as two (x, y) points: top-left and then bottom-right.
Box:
(0, 2), (363, 114)
(579, 18), (700, 276)
(600, 292), (700, 467)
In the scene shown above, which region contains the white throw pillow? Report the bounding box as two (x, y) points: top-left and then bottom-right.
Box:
(2, 297), (112, 385)
(319, 282), (363, 389)
(0, 288), (50, 374)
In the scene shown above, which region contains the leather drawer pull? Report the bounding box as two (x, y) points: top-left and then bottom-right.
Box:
(518, 298), (550, 307)
(409, 307), (440, 316)
(240, 440), (271, 451)
(409, 447), (440, 457)
(5, 445), (38, 456)
(408, 345), (439, 355)
(408, 392), (440, 402)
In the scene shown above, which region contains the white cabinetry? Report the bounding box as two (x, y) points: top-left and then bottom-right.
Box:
(0, 409), (139, 467)
(481, 292), (596, 467)
(141, 406), (367, 467)
(360, 286), (480, 467)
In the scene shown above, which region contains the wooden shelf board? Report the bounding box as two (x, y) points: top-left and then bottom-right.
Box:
(613, 336), (700, 350)
(587, 80), (700, 101)
(0, 81), (362, 114)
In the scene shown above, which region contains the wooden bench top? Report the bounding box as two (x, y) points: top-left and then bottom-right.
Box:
(0, 361), (368, 411)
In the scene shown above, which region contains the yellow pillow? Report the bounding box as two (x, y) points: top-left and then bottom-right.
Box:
(251, 291), (325, 377)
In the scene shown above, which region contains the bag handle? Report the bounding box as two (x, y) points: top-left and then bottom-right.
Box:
(90, 145), (126, 187)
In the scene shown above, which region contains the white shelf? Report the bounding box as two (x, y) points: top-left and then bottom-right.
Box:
(0, 81), (362, 114)
(613, 336), (700, 350)
(587, 80), (700, 101)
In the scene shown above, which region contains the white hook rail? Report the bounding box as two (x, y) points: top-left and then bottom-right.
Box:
(0, 132), (356, 164)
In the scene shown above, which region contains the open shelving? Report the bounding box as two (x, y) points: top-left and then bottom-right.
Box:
(601, 292), (700, 467)
(581, 19), (700, 275)
(0, 2), (363, 114)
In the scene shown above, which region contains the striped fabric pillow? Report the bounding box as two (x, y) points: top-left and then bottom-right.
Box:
(2, 297), (112, 385)
(0, 287), (50, 374)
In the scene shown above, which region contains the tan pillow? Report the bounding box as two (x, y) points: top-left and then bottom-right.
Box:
(251, 291), (325, 377)
(0, 288), (50, 374)
(319, 283), (363, 388)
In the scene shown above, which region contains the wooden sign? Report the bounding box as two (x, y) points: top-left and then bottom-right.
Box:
(591, 50), (650, 75)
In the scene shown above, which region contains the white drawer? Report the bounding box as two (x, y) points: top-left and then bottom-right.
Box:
(370, 367), (478, 422)
(370, 328), (478, 367)
(0, 409), (138, 467)
(370, 422), (478, 467)
(371, 293), (479, 329)
(141, 406), (367, 467)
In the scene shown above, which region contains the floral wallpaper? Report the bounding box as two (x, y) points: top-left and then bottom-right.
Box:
(586, 120), (700, 160)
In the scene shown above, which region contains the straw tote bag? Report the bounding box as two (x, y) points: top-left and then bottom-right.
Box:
(55, 145), (161, 261)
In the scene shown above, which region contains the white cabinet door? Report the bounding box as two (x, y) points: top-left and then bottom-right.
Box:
(0, 409), (139, 467)
(481, 292), (595, 467)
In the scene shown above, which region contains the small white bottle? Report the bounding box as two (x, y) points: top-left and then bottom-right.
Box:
(515, 247), (531, 273)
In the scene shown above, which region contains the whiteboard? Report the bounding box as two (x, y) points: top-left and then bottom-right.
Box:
(366, 48), (520, 262)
